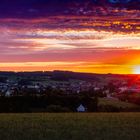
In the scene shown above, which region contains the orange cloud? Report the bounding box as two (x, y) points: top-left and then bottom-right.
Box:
(0, 9), (139, 74)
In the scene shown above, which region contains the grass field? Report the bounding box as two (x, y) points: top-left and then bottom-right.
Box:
(99, 98), (140, 111)
(0, 113), (140, 140)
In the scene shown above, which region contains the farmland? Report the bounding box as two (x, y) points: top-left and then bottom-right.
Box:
(0, 113), (140, 140)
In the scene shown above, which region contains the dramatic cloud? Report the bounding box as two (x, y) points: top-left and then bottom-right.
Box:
(0, 1), (139, 73)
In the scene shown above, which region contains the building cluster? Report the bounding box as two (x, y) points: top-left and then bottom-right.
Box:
(0, 79), (94, 97)
(0, 75), (140, 98)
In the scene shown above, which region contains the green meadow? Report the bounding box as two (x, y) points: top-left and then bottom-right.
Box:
(0, 113), (140, 140)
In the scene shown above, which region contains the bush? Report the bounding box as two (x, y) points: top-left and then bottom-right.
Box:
(46, 105), (71, 112)
(98, 105), (120, 112)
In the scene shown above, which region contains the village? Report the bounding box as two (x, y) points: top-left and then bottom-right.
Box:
(0, 72), (140, 102)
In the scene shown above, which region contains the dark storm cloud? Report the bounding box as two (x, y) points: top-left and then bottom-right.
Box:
(0, 0), (139, 18)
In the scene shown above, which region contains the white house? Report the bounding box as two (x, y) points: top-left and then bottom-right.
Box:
(5, 90), (12, 97)
(77, 104), (86, 112)
(119, 87), (128, 93)
(94, 87), (100, 91)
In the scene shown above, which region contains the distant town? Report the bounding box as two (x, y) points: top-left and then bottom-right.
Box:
(0, 71), (140, 100)
(0, 71), (139, 113)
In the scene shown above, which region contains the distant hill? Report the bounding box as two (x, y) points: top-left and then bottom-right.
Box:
(0, 70), (131, 82)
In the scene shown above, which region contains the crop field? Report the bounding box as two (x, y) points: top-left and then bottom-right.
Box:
(0, 113), (140, 140)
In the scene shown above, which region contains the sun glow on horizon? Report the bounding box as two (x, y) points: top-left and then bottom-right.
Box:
(133, 66), (140, 74)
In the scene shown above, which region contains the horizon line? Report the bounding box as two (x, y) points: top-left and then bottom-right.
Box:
(0, 70), (139, 75)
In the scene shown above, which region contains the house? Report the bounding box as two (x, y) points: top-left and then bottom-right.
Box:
(5, 90), (12, 97)
(77, 104), (86, 112)
(119, 87), (128, 93)
(94, 87), (101, 91)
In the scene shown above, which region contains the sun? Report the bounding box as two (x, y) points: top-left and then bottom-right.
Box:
(133, 66), (140, 74)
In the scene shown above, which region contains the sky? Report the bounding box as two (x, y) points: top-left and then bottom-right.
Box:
(0, 0), (140, 74)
